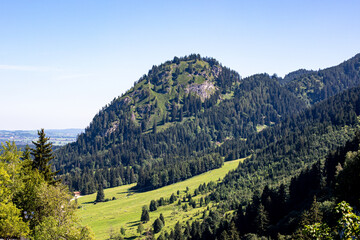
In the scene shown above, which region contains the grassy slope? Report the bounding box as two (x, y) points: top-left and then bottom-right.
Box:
(77, 158), (244, 239)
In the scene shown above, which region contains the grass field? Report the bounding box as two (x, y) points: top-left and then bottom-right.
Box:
(77, 158), (244, 239)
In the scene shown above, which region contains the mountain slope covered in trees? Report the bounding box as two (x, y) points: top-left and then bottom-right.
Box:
(285, 53), (360, 105)
(54, 53), (360, 196)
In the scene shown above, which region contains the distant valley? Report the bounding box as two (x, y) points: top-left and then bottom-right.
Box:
(0, 128), (83, 146)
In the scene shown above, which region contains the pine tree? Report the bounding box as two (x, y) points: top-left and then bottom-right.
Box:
(22, 145), (31, 161)
(150, 200), (158, 211)
(96, 184), (105, 202)
(174, 222), (183, 240)
(31, 129), (58, 183)
(137, 222), (144, 234)
(159, 213), (165, 226)
(153, 119), (157, 134)
(141, 206), (150, 222)
(153, 218), (164, 233)
(256, 204), (269, 235)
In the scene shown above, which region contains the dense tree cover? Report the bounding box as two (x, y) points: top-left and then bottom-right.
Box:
(55, 54), (316, 193)
(207, 85), (360, 212)
(136, 153), (223, 190)
(285, 53), (360, 105)
(162, 130), (360, 239)
(35, 53), (360, 237)
(53, 54), (360, 196)
(53, 54), (360, 195)
(0, 139), (94, 239)
(280, 69), (315, 85)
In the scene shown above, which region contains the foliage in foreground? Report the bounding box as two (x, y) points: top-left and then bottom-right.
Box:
(303, 201), (360, 239)
(0, 130), (94, 239)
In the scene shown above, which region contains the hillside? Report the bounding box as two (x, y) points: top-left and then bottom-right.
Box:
(54, 54), (360, 195)
(284, 53), (360, 105)
(77, 158), (244, 239)
(48, 53), (360, 239)
(54, 54), (307, 193)
(78, 84), (360, 239)
(138, 76), (360, 240)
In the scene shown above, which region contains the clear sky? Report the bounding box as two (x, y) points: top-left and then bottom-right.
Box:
(1, 0), (359, 130)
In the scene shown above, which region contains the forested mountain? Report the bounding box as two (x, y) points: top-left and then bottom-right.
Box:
(164, 130), (360, 239)
(54, 53), (360, 195)
(49, 53), (360, 239)
(54, 54), (306, 193)
(284, 53), (360, 105)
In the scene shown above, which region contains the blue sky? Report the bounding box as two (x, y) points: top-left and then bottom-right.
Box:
(1, 0), (359, 130)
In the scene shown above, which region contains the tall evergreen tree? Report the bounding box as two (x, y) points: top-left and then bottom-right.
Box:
(256, 204), (269, 235)
(31, 129), (58, 183)
(150, 199), (158, 211)
(153, 218), (164, 233)
(153, 120), (157, 134)
(159, 213), (165, 226)
(96, 184), (105, 202)
(141, 206), (150, 222)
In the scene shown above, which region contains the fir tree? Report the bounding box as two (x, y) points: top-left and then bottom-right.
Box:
(31, 129), (58, 183)
(22, 145), (31, 161)
(141, 206), (150, 222)
(159, 213), (165, 226)
(153, 218), (164, 233)
(150, 200), (158, 211)
(96, 184), (105, 202)
(153, 120), (157, 134)
(137, 222), (144, 234)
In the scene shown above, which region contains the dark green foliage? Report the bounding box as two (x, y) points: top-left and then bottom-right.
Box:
(175, 130), (360, 239)
(47, 53), (360, 238)
(159, 213), (165, 226)
(153, 120), (157, 134)
(120, 226), (125, 235)
(95, 184), (105, 202)
(54, 54), (360, 197)
(174, 222), (183, 240)
(136, 153), (224, 190)
(54, 55), (316, 192)
(160, 79), (360, 239)
(170, 193), (177, 204)
(153, 218), (164, 233)
(286, 53), (360, 105)
(149, 200), (157, 211)
(335, 148), (360, 207)
(137, 222), (144, 234)
(141, 206), (150, 222)
(31, 129), (58, 183)
(255, 204), (269, 235)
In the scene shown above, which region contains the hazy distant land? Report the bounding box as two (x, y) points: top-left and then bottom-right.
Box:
(0, 129), (83, 146)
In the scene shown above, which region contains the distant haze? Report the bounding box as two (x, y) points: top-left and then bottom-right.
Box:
(0, 129), (84, 146)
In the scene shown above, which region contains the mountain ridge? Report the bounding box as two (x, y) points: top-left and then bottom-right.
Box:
(54, 53), (360, 194)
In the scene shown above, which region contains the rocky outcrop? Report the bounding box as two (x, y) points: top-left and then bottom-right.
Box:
(185, 81), (216, 101)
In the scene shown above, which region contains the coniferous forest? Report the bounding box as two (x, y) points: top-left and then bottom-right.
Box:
(2, 53), (360, 239)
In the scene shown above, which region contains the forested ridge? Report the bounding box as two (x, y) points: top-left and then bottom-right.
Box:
(285, 53), (360, 105)
(30, 53), (360, 239)
(53, 53), (360, 197)
(165, 130), (360, 240)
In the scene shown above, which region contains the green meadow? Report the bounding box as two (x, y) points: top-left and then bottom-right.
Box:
(77, 158), (244, 239)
